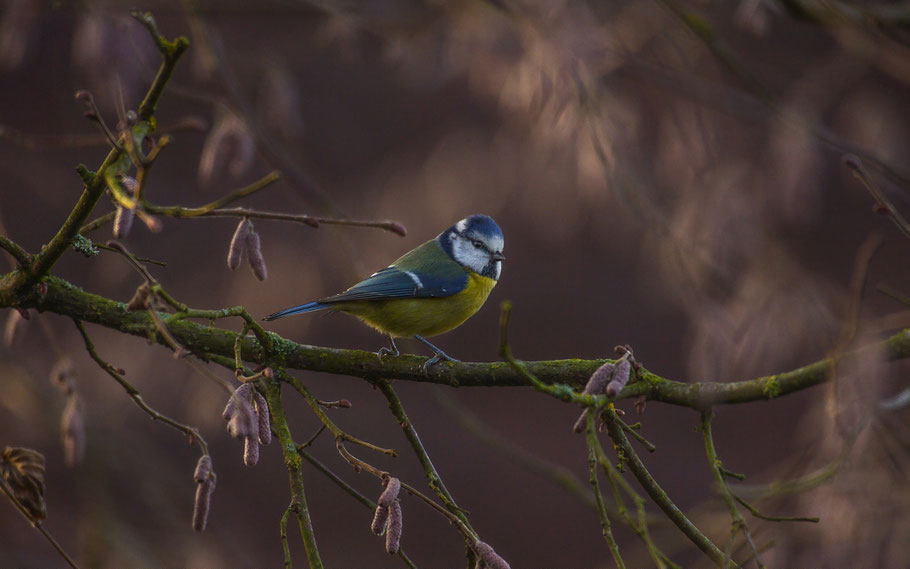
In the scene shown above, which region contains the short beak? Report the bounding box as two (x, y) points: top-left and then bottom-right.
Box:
(491, 251), (506, 262)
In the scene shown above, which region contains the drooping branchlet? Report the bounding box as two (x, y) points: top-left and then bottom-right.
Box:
(473, 540), (511, 569)
(245, 227), (267, 281)
(193, 454), (212, 483)
(253, 391), (271, 445)
(223, 383), (257, 439)
(606, 358), (632, 398)
(378, 476), (401, 507)
(573, 362), (616, 433)
(50, 357), (84, 466)
(227, 219), (251, 270)
(61, 394), (85, 467)
(198, 110), (255, 187)
(371, 503), (389, 535)
(385, 499), (402, 554)
(223, 383), (270, 466)
(243, 436), (259, 466)
(370, 476), (403, 552)
(584, 362), (615, 396)
(192, 471), (216, 532)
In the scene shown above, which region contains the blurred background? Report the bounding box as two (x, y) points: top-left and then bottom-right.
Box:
(2, 1), (910, 567)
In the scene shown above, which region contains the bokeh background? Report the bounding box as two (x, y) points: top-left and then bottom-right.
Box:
(2, 1), (910, 568)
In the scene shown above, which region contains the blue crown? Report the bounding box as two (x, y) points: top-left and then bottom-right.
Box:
(455, 214), (502, 240)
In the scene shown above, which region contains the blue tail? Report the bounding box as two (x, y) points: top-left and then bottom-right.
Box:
(263, 301), (327, 321)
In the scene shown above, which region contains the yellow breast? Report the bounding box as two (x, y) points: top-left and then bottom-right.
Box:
(336, 271), (497, 338)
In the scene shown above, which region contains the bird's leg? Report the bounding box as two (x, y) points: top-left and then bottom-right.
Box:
(415, 334), (460, 374)
(377, 336), (400, 361)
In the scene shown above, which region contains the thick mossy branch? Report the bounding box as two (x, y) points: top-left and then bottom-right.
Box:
(16, 275), (910, 406)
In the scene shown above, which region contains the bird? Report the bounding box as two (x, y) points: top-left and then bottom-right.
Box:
(264, 214), (505, 372)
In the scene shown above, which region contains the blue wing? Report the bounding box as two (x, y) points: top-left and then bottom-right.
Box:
(264, 240), (467, 321)
(321, 265), (464, 303)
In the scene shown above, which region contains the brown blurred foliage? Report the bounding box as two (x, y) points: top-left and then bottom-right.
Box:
(2, 1), (910, 568)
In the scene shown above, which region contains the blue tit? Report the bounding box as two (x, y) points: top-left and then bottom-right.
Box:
(264, 214), (505, 371)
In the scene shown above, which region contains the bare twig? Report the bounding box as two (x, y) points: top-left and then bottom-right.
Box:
(701, 409), (765, 569)
(72, 319), (208, 455)
(376, 380), (473, 532)
(843, 156), (910, 239)
(0, 477), (81, 569)
(584, 412), (627, 568)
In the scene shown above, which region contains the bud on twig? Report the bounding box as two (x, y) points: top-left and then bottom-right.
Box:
(227, 219), (251, 270)
(192, 472), (216, 531)
(385, 500), (402, 554)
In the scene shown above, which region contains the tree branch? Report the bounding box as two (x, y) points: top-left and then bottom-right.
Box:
(14, 275), (910, 407)
(8, 274), (910, 409)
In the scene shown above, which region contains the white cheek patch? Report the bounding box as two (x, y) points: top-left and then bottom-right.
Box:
(451, 236), (489, 274)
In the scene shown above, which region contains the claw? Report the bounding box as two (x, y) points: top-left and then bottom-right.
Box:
(415, 335), (460, 375)
(377, 336), (400, 361)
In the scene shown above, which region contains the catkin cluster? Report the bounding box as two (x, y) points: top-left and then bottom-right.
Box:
(222, 383), (272, 466)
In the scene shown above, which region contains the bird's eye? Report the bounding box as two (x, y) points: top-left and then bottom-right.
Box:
(472, 240), (483, 249)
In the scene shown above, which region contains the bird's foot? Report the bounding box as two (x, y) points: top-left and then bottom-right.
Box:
(377, 337), (400, 361)
(415, 335), (460, 376)
(422, 352), (461, 375)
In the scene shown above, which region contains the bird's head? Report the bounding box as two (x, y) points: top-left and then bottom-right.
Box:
(438, 214), (505, 280)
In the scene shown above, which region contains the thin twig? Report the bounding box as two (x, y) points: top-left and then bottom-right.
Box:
(280, 504), (293, 569)
(592, 438), (678, 569)
(843, 155), (910, 239)
(701, 409), (764, 569)
(282, 372), (397, 458)
(376, 380), (474, 532)
(603, 407), (735, 568)
(296, 449), (419, 569)
(584, 412), (627, 568)
(72, 319), (208, 454)
(732, 495), (819, 524)
(434, 390), (597, 508)
(0, 478), (82, 569)
(261, 376), (324, 569)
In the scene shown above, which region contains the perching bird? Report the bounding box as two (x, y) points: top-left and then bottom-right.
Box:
(264, 214), (505, 371)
